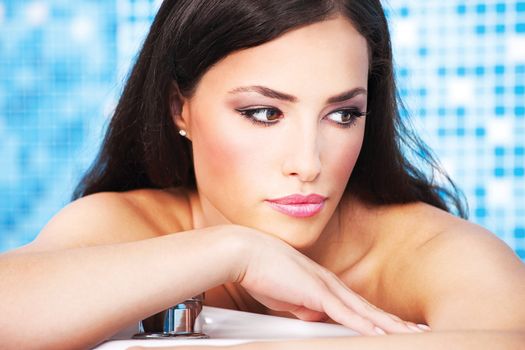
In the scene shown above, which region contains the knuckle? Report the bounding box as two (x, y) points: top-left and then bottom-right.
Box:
(352, 300), (372, 315)
(318, 267), (336, 280)
(304, 283), (328, 310)
(350, 316), (376, 334)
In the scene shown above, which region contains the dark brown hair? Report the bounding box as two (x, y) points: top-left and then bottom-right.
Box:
(72, 0), (468, 218)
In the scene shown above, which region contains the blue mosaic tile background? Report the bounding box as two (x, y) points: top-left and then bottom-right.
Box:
(0, 0), (118, 251)
(1, 0), (524, 262)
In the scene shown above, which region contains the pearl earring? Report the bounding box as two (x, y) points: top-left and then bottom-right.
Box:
(179, 129), (187, 137)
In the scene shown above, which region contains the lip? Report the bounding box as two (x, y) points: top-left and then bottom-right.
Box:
(265, 194), (327, 218)
(266, 194), (327, 204)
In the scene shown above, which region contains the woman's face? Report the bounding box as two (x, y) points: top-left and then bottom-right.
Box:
(175, 16), (369, 249)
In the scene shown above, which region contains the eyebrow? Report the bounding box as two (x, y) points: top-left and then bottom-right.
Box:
(228, 85), (367, 104)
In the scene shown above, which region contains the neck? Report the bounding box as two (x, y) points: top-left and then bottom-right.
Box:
(187, 188), (231, 229)
(300, 193), (380, 274)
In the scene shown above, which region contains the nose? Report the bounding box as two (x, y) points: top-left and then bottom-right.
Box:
(281, 122), (322, 182)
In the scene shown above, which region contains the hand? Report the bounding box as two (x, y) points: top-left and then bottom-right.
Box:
(232, 226), (430, 336)
(126, 347), (232, 350)
(127, 346), (239, 350)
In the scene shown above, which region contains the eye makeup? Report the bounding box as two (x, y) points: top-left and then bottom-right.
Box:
(235, 107), (283, 127)
(325, 108), (368, 128)
(234, 106), (367, 128)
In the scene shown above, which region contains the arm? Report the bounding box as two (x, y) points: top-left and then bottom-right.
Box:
(414, 226), (525, 332)
(334, 222), (525, 349)
(129, 330), (525, 350)
(300, 222), (525, 349)
(132, 223), (525, 350)
(0, 193), (244, 350)
(286, 222), (525, 349)
(245, 330), (525, 349)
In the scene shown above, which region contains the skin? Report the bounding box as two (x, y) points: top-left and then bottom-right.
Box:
(173, 15), (383, 318)
(174, 16), (368, 251)
(3, 16), (524, 350)
(143, 15), (523, 348)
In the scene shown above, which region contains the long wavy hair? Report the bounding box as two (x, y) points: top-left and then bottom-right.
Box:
(72, 0), (468, 219)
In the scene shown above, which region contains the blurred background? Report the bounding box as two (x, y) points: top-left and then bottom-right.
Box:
(0, 0), (524, 262)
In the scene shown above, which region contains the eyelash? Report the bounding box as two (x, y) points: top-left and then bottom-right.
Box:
(235, 107), (367, 128)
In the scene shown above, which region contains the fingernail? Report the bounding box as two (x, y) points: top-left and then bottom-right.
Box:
(417, 324), (432, 331)
(374, 326), (387, 335)
(407, 324), (424, 333)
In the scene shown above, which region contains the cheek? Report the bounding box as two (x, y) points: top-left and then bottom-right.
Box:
(191, 115), (262, 190)
(323, 131), (364, 185)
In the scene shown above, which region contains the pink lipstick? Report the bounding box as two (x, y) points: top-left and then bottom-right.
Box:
(265, 194), (327, 218)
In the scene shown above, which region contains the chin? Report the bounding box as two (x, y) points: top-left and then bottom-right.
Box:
(230, 209), (327, 248)
(287, 238), (319, 251)
(261, 223), (323, 250)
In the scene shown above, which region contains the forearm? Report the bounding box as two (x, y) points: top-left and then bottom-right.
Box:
(0, 226), (242, 350)
(244, 330), (525, 350)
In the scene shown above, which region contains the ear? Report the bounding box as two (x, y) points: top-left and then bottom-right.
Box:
(170, 82), (191, 135)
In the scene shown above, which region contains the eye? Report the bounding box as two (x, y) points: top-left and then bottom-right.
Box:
(235, 107), (283, 126)
(326, 108), (367, 128)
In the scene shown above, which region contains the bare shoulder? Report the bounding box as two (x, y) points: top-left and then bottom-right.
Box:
(380, 201), (525, 330)
(8, 187), (193, 254)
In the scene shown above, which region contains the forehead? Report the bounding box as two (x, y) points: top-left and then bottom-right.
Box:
(194, 16), (369, 97)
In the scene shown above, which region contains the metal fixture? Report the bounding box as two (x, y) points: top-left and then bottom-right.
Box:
(132, 293), (208, 339)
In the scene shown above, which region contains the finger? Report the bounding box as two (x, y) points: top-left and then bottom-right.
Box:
(293, 278), (378, 335)
(316, 288), (381, 336)
(319, 270), (421, 334)
(127, 347), (222, 350)
(289, 305), (329, 322)
(252, 295), (328, 322)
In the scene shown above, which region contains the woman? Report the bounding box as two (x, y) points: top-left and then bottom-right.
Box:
(1, 1), (524, 349)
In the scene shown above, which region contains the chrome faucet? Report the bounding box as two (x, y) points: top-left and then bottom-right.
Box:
(132, 293), (208, 339)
